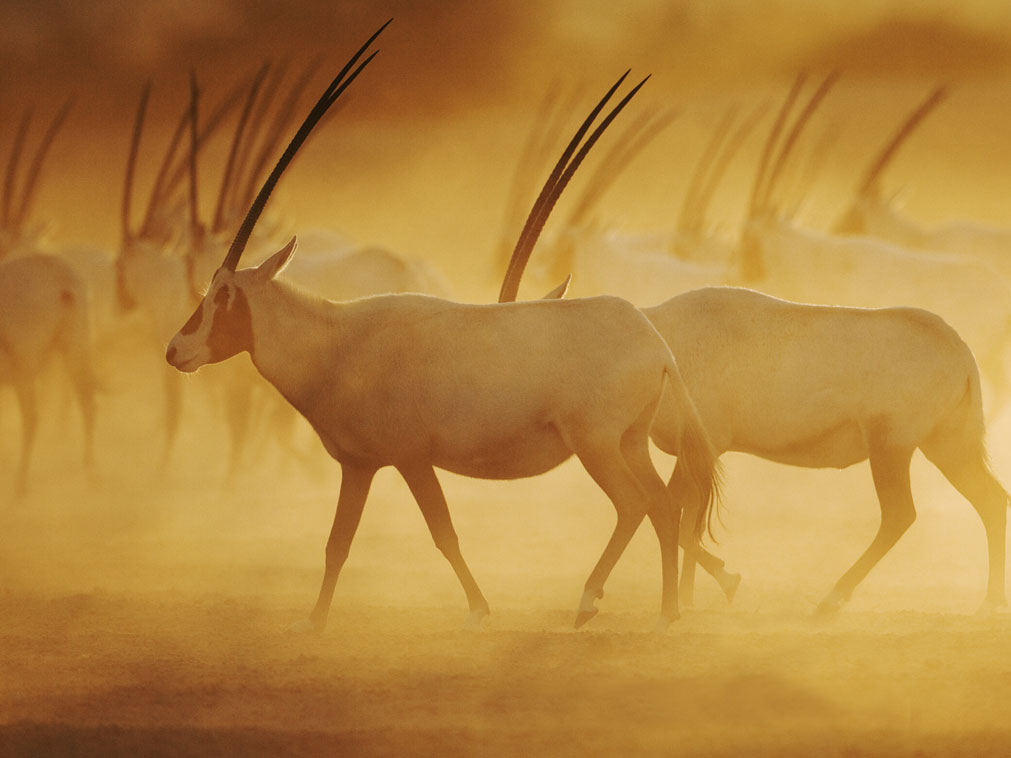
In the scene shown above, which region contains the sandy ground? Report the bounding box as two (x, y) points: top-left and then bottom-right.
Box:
(2, 366), (1010, 758)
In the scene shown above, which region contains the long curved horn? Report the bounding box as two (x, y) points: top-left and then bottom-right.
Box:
(221, 19), (391, 271)
(3, 107), (32, 228)
(213, 61), (271, 234)
(138, 101), (191, 240)
(495, 82), (579, 272)
(12, 98), (73, 232)
(122, 82), (151, 248)
(231, 60), (291, 216)
(188, 70), (202, 236)
(691, 100), (771, 234)
(184, 69), (207, 301)
(757, 71), (839, 216)
(498, 71), (650, 303)
(676, 104), (738, 235)
(746, 72), (806, 221)
(161, 75), (250, 203)
(237, 58), (322, 214)
(564, 106), (678, 229)
(856, 85), (948, 197)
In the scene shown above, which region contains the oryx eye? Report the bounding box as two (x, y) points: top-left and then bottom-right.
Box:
(214, 285), (231, 308)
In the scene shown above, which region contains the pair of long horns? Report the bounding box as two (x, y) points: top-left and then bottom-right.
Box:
(220, 19), (390, 271)
(498, 71), (650, 303)
(121, 65), (268, 249)
(855, 85), (948, 198)
(2, 100), (72, 235)
(747, 71), (839, 221)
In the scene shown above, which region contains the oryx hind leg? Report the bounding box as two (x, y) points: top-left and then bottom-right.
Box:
(400, 463), (490, 629)
(620, 404), (680, 628)
(63, 355), (96, 474)
(566, 410), (658, 628)
(669, 464), (739, 608)
(922, 441), (1008, 611)
(13, 379), (38, 498)
(817, 440), (915, 616)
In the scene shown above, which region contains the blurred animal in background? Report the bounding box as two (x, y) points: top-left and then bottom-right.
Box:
(834, 85), (1011, 286)
(0, 254), (98, 496)
(0, 102), (100, 497)
(732, 74), (1011, 416)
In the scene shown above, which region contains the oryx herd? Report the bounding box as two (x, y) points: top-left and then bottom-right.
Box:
(2, 20), (1009, 632)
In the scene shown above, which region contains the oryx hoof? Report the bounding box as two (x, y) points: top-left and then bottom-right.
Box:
(652, 614), (677, 635)
(574, 589), (603, 629)
(975, 599), (1006, 617)
(722, 572), (743, 604)
(813, 593), (845, 618)
(464, 608), (490, 631)
(574, 608), (599, 629)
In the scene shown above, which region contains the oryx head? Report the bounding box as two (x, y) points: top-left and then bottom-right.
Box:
(165, 20), (389, 372)
(166, 237), (295, 371)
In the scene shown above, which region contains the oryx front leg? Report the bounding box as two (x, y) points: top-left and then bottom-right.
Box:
(816, 443), (916, 616)
(298, 464), (376, 634)
(400, 464), (490, 629)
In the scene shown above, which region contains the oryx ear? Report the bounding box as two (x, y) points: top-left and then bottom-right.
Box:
(257, 236), (298, 281)
(541, 274), (571, 300)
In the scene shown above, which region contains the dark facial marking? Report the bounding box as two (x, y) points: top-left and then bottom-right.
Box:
(179, 300), (204, 335)
(207, 284), (254, 362)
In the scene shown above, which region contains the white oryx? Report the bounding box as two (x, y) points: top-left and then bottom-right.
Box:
(501, 76), (1010, 615)
(834, 86), (1011, 285)
(0, 254), (98, 496)
(0, 101), (99, 496)
(167, 24), (721, 631)
(646, 288), (1009, 614)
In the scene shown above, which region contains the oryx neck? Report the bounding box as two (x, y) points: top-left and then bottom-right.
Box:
(245, 277), (348, 397)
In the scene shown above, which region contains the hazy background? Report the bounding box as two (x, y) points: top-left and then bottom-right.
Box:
(3, 0), (1011, 288)
(2, 2), (1011, 756)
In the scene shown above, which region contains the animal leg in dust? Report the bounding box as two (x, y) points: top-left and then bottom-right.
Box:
(922, 439), (1008, 609)
(816, 442), (916, 615)
(306, 464), (376, 632)
(673, 463), (739, 607)
(400, 463), (491, 627)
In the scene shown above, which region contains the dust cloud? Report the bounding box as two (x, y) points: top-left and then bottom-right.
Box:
(3, 2), (1011, 757)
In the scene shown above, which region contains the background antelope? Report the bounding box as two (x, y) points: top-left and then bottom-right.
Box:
(0, 103), (100, 497)
(834, 85), (1011, 286)
(0, 254), (98, 496)
(732, 74), (1011, 415)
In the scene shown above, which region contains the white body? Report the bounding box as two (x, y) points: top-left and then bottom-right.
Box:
(737, 218), (1011, 410)
(167, 241), (720, 630)
(837, 192), (1011, 286)
(645, 286), (1009, 611)
(0, 254), (97, 494)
